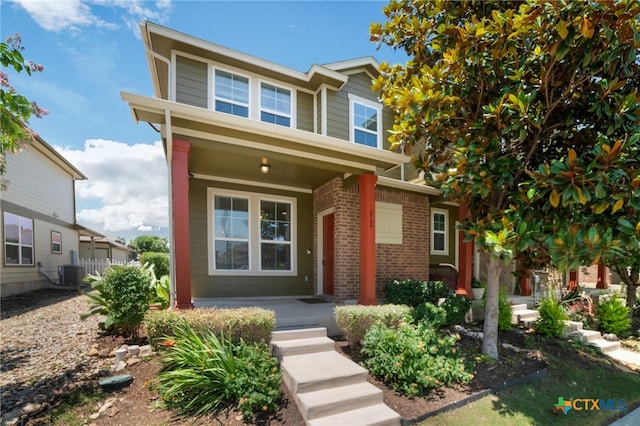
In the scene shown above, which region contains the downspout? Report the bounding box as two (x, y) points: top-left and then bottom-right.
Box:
(165, 108), (176, 309)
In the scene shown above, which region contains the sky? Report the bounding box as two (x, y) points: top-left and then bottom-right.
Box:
(1, 0), (408, 242)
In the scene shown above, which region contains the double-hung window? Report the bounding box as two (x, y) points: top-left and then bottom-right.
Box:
(349, 94), (382, 148)
(51, 231), (62, 254)
(4, 212), (34, 265)
(209, 189), (296, 275)
(430, 209), (448, 255)
(260, 200), (292, 270)
(260, 83), (291, 127)
(213, 195), (250, 270)
(214, 70), (249, 117)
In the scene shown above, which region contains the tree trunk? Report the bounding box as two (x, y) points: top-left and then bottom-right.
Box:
(617, 266), (639, 321)
(482, 255), (502, 359)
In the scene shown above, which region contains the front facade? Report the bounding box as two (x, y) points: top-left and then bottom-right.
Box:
(0, 134), (91, 296)
(123, 22), (474, 307)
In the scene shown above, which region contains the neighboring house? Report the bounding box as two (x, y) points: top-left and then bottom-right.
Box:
(122, 22), (476, 307)
(0, 133), (100, 296)
(79, 236), (132, 263)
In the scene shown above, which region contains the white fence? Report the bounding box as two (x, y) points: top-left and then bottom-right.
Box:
(79, 258), (136, 276)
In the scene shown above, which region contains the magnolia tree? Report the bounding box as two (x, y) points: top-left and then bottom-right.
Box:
(1, 33), (48, 178)
(372, 0), (640, 358)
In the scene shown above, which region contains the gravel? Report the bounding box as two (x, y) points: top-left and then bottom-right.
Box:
(0, 288), (108, 424)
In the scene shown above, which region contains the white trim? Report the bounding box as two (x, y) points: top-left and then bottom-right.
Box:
(348, 93), (382, 149)
(192, 174), (312, 194)
(207, 188), (297, 276)
(377, 176), (441, 196)
(455, 221), (460, 272)
(170, 51), (177, 102)
(259, 79), (294, 128)
(430, 208), (449, 256)
(320, 86), (327, 136)
(316, 207), (335, 295)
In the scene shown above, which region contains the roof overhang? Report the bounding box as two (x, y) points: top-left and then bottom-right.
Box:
(122, 92), (409, 186)
(74, 224), (104, 238)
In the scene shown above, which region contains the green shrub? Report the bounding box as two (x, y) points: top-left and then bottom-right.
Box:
(480, 289), (513, 331)
(498, 290), (513, 331)
(334, 304), (411, 346)
(361, 322), (473, 396)
(412, 303), (448, 328)
(536, 298), (567, 337)
(158, 326), (281, 420)
(144, 307), (275, 348)
(81, 265), (151, 337)
(442, 295), (472, 326)
(140, 252), (170, 278)
(158, 326), (236, 415)
(596, 298), (631, 336)
(561, 294), (596, 329)
(225, 341), (282, 419)
(384, 279), (448, 307)
(150, 275), (170, 309)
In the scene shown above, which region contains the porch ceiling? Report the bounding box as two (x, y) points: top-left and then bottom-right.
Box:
(122, 92), (410, 190)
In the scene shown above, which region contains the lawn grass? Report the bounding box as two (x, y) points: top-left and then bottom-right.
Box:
(421, 340), (640, 426)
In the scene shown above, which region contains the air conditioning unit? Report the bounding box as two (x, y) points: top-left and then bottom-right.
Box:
(58, 265), (86, 288)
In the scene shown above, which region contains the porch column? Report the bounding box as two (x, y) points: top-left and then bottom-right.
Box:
(172, 139), (192, 309)
(568, 269), (578, 291)
(456, 202), (473, 297)
(596, 263), (607, 289)
(358, 173), (377, 305)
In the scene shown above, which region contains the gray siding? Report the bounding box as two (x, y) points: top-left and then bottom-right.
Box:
(175, 56), (208, 108)
(296, 91), (314, 132)
(326, 89), (349, 140)
(189, 178), (314, 298)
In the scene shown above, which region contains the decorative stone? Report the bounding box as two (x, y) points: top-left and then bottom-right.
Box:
(87, 347), (99, 357)
(138, 345), (154, 357)
(526, 350), (545, 361)
(603, 333), (618, 341)
(126, 357), (141, 367)
(98, 348), (110, 358)
(112, 361), (127, 373)
(21, 402), (42, 414)
(1, 410), (22, 425)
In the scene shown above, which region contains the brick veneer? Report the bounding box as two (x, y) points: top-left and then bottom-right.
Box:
(313, 177), (431, 303)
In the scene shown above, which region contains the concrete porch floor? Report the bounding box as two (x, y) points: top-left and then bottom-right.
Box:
(194, 297), (342, 336)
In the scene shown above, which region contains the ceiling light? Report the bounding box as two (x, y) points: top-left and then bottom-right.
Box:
(260, 163), (271, 174)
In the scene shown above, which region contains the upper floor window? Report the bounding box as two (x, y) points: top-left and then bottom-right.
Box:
(260, 83), (291, 127)
(4, 212), (34, 266)
(214, 70), (249, 117)
(349, 94), (382, 148)
(430, 209), (448, 255)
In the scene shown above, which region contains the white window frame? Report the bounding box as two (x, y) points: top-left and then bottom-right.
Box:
(258, 197), (293, 271)
(51, 231), (62, 254)
(348, 93), (382, 149)
(3, 212), (34, 266)
(207, 188), (296, 276)
(211, 194), (251, 271)
(430, 208), (449, 255)
(213, 68), (251, 118)
(259, 81), (292, 127)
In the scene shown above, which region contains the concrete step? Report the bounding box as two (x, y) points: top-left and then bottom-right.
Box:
(607, 349), (640, 368)
(510, 304), (528, 312)
(571, 329), (602, 343)
(271, 336), (335, 358)
(590, 339), (621, 353)
(511, 309), (539, 325)
(564, 320), (584, 333)
(297, 382), (383, 420)
(281, 350), (369, 394)
(272, 327), (327, 342)
(308, 403), (401, 426)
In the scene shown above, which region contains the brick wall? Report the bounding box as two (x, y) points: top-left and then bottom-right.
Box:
(313, 177), (431, 303)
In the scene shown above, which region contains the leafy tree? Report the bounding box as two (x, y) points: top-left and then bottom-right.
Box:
(1, 33), (48, 178)
(372, 0), (640, 358)
(128, 234), (169, 258)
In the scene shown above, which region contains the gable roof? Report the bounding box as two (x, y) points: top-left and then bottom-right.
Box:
(141, 21), (356, 100)
(31, 133), (87, 180)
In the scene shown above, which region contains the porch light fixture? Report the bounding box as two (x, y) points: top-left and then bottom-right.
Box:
(260, 163), (271, 174)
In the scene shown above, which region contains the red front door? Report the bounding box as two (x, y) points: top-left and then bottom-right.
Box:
(323, 213), (335, 295)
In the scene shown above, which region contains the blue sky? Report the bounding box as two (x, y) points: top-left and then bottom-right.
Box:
(2, 0), (406, 241)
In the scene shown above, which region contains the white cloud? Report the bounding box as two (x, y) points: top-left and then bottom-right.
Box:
(10, 0), (171, 34)
(56, 139), (168, 235)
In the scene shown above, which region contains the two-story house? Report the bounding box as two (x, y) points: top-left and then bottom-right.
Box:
(122, 22), (475, 308)
(1, 133), (100, 296)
